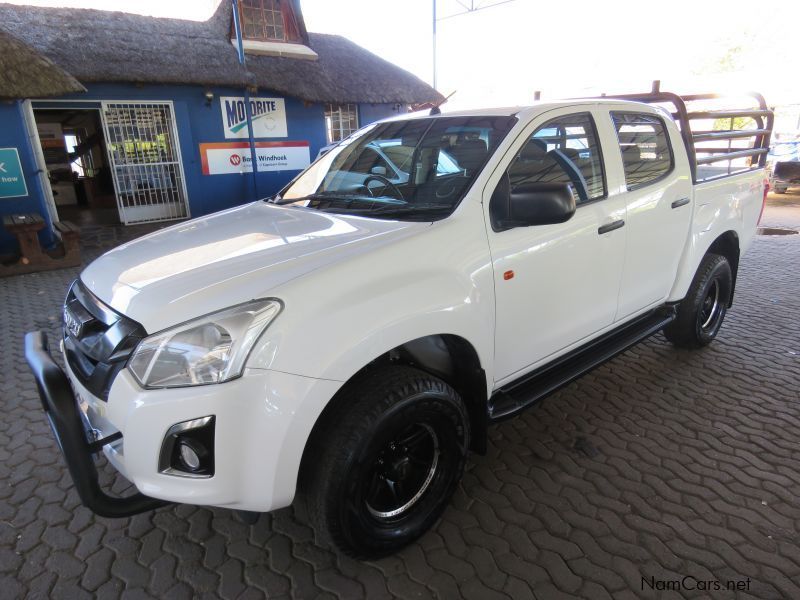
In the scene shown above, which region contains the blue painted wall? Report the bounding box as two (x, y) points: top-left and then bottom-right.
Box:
(359, 103), (401, 125)
(34, 83), (332, 217)
(0, 101), (54, 254)
(0, 82), (400, 254)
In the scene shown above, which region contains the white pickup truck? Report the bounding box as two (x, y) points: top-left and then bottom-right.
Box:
(27, 88), (772, 558)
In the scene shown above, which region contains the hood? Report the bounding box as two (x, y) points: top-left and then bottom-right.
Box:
(81, 202), (426, 332)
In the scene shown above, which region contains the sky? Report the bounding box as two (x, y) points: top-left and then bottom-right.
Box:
(7, 0), (800, 110)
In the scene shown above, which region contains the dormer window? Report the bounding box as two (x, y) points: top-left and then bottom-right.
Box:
(241, 0), (285, 42)
(232, 0), (318, 60)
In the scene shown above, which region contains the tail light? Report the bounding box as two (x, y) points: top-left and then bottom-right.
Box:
(758, 178), (769, 225)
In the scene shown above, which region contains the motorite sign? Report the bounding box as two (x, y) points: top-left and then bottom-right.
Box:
(221, 96), (288, 139)
(200, 141), (310, 175)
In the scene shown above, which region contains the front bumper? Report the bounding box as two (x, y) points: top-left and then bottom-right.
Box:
(24, 331), (167, 517)
(25, 330), (343, 515)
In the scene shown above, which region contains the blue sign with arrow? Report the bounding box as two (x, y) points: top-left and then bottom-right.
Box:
(0, 148), (28, 198)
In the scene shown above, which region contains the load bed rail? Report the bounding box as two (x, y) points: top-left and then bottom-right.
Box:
(595, 81), (773, 183)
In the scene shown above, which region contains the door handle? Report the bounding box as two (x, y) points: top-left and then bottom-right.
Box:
(598, 219), (625, 235)
(671, 197), (690, 209)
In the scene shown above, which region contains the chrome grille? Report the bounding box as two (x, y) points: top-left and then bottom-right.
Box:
(62, 281), (146, 401)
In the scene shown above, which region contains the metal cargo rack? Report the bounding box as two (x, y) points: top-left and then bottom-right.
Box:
(596, 81), (774, 183)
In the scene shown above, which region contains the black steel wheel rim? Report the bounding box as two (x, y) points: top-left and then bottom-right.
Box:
(700, 279), (721, 331)
(364, 423), (440, 520)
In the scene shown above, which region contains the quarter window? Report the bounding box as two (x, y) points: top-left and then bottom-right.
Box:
(612, 112), (673, 189)
(507, 112), (606, 203)
(325, 104), (359, 144)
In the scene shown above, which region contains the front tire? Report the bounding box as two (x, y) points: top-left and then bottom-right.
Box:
(299, 365), (470, 559)
(664, 253), (732, 348)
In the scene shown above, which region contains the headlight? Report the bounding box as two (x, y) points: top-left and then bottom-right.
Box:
(128, 299), (281, 389)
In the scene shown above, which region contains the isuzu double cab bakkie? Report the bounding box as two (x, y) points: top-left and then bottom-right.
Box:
(27, 88), (773, 558)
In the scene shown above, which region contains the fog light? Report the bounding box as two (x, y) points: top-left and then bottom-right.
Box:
(158, 416), (215, 478)
(179, 441), (202, 471)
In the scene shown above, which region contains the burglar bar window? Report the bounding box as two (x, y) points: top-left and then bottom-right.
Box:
(241, 0), (285, 42)
(325, 104), (359, 143)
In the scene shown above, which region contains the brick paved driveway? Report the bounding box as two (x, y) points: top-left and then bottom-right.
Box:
(1, 201), (799, 599)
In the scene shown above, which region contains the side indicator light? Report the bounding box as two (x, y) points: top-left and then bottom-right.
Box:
(503, 270), (515, 280)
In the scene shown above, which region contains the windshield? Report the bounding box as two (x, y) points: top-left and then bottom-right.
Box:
(274, 115), (518, 220)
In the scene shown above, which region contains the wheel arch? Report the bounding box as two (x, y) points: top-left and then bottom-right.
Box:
(298, 334), (489, 491)
(671, 229), (741, 306)
(706, 230), (740, 307)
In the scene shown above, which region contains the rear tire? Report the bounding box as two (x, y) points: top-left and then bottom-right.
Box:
(664, 253), (732, 349)
(299, 365), (469, 559)
(774, 186), (788, 194)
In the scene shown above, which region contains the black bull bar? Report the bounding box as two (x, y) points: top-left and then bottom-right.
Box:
(24, 331), (168, 518)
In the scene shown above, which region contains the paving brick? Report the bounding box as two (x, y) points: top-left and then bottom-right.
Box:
(214, 558), (245, 600)
(81, 548), (115, 591)
(458, 576), (508, 600)
(538, 550), (581, 593)
(384, 573), (432, 600)
(465, 545), (506, 591)
(567, 557), (625, 592)
(502, 575), (534, 600)
(45, 549), (86, 579)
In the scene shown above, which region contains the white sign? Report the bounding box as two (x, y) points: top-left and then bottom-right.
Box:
(200, 142), (310, 175)
(220, 96), (288, 139)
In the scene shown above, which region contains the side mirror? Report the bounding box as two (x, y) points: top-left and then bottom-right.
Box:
(370, 165), (387, 177)
(492, 181), (576, 230)
(509, 182), (576, 226)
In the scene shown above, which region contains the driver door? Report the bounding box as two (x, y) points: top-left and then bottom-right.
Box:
(486, 108), (628, 384)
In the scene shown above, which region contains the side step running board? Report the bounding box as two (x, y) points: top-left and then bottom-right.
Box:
(488, 307), (676, 421)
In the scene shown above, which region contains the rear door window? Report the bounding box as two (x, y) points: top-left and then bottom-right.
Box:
(612, 112), (673, 189)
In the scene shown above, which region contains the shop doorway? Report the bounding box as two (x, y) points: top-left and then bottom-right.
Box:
(33, 107), (118, 226)
(31, 101), (190, 226)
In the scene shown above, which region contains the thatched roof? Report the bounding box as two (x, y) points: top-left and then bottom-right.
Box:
(0, 1), (442, 105)
(0, 27), (85, 99)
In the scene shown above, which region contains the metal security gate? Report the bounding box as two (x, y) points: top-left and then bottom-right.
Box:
(100, 101), (190, 224)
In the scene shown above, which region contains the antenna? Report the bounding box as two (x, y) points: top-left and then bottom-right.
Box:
(430, 90), (457, 115)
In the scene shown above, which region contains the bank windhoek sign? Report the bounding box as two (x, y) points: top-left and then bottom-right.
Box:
(221, 96), (288, 139)
(199, 141), (310, 175)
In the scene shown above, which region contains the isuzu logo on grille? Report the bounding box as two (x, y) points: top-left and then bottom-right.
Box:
(63, 305), (85, 338)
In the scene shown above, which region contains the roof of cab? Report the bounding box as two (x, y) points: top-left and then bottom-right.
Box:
(385, 98), (662, 123)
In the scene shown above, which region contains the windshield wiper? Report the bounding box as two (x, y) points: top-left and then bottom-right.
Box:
(270, 193), (351, 205)
(270, 193), (405, 207)
(353, 203), (453, 219)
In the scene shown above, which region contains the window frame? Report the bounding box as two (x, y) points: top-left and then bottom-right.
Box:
(239, 0), (287, 43)
(325, 104), (360, 144)
(610, 111), (675, 192)
(510, 110), (609, 206)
